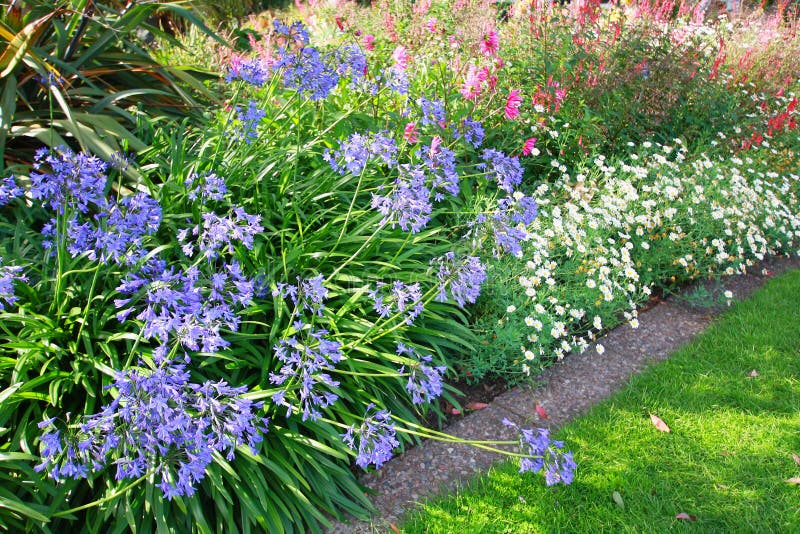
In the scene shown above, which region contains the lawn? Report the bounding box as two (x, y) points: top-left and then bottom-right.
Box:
(403, 269), (800, 532)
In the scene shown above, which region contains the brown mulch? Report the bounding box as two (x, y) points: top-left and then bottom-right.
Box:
(327, 255), (800, 533)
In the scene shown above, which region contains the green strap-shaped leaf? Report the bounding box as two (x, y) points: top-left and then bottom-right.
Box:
(0, 11), (61, 78)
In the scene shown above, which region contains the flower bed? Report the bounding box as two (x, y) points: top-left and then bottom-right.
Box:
(0, 0), (798, 532)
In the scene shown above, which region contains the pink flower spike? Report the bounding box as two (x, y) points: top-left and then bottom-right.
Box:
(363, 34), (375, 51)
(505, 89), (522, 120)
(403, 122), (419, 144)
(425, 17), (438, 32)
(522, 137), (538, 156)
(479, 29), (499, 57)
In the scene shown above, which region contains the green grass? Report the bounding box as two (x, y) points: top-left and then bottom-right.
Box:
(402, 269), (800, 533)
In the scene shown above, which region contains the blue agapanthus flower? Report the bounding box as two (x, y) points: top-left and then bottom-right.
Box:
(342, 404), (400, 469)
(36, 359), (268, 499)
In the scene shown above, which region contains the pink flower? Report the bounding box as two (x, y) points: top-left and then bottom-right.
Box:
(403, 122), (419, 144)
(522, 137), (538, 156)
(425, 17), (438, 32)
(505, 89), (522, 120)
(413, 0), (432, 15)
(363, 34), (375, 51)
(429, 135), (442, 157)
(479, 30), (499, 57)
(460, 65), (483, 101)
(392, 45), (409, 71)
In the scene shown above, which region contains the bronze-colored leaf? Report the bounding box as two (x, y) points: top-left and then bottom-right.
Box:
(535, 403), (550, 420)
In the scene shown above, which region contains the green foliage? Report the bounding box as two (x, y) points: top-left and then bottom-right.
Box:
(0, 0), (222, 173)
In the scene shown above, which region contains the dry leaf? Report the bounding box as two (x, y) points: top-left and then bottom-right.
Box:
(675, 512), (696, 521)
(793, 452), (800, 467)
(389, 523), (401, 534)
(786, 477), (800, 484)
(649, 413), (671, 433)
(748, 369), (759, 377)
(535, 403), (550, 420)
(465, 402), (489, 411)
(612, 491), (625, 509)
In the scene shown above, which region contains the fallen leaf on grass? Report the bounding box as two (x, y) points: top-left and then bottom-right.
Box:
(786, 477), (800, 485)
(675, 513), (696, 521)
(649, 413), (671, 433)
(389, 523), (401, 533)
(748, 369), (759, 377)
(612, 491), (625, 510)
(535, 403), (550, 420)
(465, 402), (489, 411)
(793, 452), (800, 466)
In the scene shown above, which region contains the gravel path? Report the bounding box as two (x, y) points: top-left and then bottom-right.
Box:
(328, 255), (800, 533)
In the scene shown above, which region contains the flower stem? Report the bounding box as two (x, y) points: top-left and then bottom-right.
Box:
(51, 474), (148, 518)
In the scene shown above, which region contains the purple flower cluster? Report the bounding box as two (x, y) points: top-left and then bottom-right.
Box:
(335, 44), (367, 85)
(116, 259), (255, 353)
(109, 151), (135, 172)
(431, 252), (486, 307)
(418, 97), (446, 127)
(272, 274), (329, 317)
(233, 100), (266, 143)
(36, 359), (268, 499)
(0, 175), (23, 206)
(367, 280), (424, 325)
(62, 192), (162, 265)
(0, 259), (26, 311)
(30, 147), (108, 214)
(457, 117), (485, 148)
(371, 166), (432, 233)
(417, 140), (459, 200)
(498, 194), (538, 226)
(397, 343), (447, 405)
(177, 206), (263, 260)
(342, 404), (399, 469)
(382, 67), (409, 95)
(502, 419), (576, 485)
(469, 195), (533, 258)
(270, 324), (343, 421)
(324, 132), (398, 175)
(185, 172), (228, 202)
(478, 148), (523, 193)
(226, 57), (271, 86)
(273, 19), (310, 45)
(274, 46), (340, 101)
